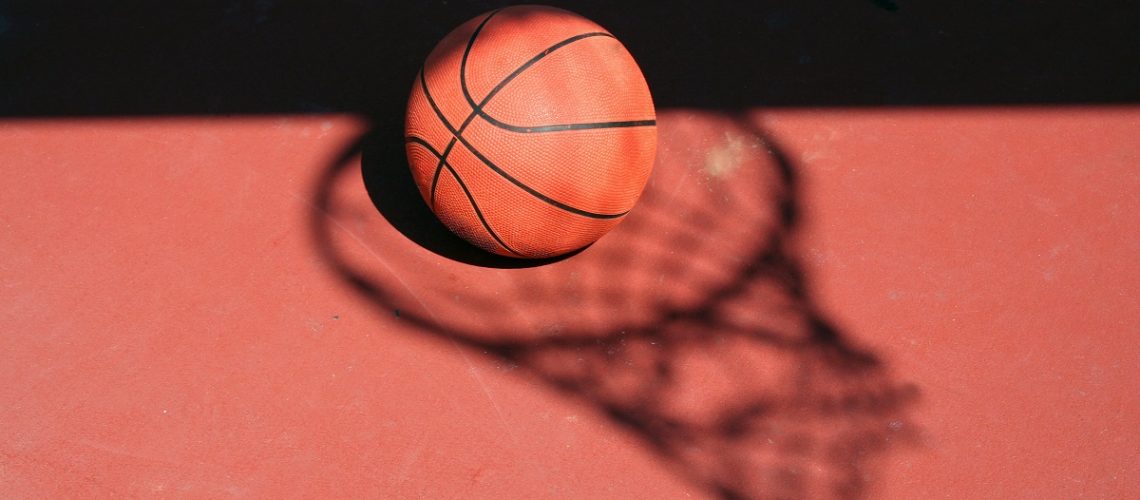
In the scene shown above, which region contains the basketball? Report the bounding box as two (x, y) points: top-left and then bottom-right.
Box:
(405, 6), (657, 259)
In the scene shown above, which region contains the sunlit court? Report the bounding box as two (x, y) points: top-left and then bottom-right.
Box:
(2, 2), (1137, 499)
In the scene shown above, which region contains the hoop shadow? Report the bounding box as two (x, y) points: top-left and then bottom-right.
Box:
(313, 109), (921, 499)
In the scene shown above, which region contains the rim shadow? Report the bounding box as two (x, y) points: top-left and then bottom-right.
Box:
(313, 109), (921, 499)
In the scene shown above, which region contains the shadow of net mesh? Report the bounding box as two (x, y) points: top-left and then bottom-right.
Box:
(318, 110), (920, 500)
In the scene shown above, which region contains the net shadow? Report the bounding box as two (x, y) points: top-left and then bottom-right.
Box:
(311, 109), (921, 499)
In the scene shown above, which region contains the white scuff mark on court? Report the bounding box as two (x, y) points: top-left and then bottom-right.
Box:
(394, 435), (427, 484)
(660, 162), (692, 209)
(458, 353), (514, 440)
(305, 318), (323, 333)
(800, 150), (832, 164)
(704, 132), (746, 178)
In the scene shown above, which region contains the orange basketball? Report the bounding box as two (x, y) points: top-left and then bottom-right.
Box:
(405, 5), (657, 259)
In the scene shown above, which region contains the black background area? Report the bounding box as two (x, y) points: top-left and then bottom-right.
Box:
(2, 0), (1137, 119)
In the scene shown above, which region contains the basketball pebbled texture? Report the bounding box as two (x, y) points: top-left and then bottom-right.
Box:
(405, 5), (657, 259)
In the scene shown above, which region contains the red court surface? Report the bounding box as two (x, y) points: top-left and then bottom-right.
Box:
(2, 107), (1137, 498)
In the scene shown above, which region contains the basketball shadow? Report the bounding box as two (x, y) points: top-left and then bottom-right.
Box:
(358, 115), (578, 268)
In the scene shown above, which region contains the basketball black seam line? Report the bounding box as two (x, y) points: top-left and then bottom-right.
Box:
(429, 139), (457, 209)
(422, 68), (628, 221)
(460, 30), (655, 133)
(427, 9), (502, 211)
(419, 70), (531, 253)
(407, 135), (520, 256)
(433, 12), (601, 211)
(421, 27), (634, 220)
(457, 10), (500, 127)
(479, 115), (658, 133)
(446, 23), (635, 218)
(406, 135), (523, 256)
